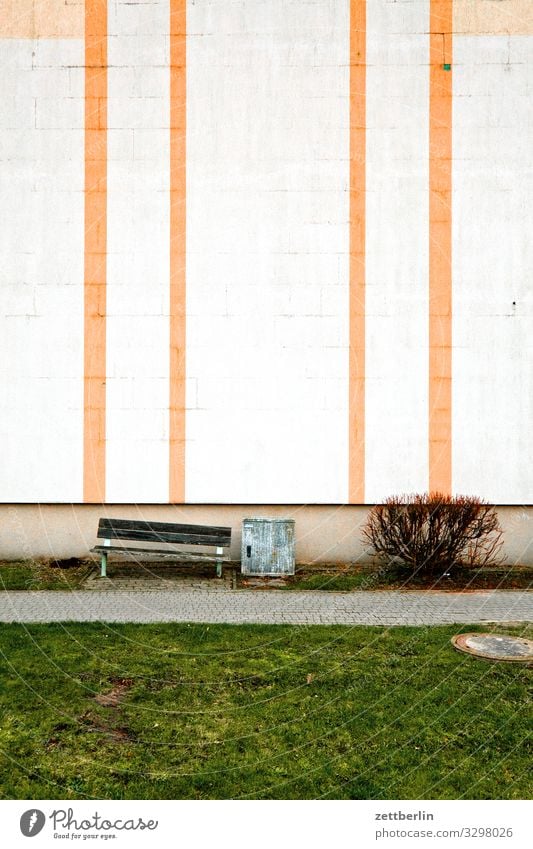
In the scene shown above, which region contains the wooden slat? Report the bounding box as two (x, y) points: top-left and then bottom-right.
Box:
(92, 545), (230, 562)
(96, 527), (230, 546)
(97, 518), (231, 538)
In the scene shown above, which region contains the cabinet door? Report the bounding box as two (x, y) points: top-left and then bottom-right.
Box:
(241, 521), (295, 575)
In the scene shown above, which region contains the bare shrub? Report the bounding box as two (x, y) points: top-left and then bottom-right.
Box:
(361, 493), (504, 576)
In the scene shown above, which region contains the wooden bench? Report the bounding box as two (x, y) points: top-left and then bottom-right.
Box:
(92, 518), (232, 579)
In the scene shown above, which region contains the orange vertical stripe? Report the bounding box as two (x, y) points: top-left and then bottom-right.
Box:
(429, 0), (453, 494)
(349, 1), (366, 504)
(83, 0), (107, 503)
(169, 0), (187, 503)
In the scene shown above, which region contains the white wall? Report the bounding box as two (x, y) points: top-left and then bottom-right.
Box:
(364, 0), (429, 501)
(452, 36), (533, 503)
(185, 0), (350, 503)
(0, 6), (532, 509)
(106, 0), (171, 502)
(0, 39), (85, 502)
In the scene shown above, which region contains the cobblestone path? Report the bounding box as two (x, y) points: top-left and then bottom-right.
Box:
(0, 589), (530, 626)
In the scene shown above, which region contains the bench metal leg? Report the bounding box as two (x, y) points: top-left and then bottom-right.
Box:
(100, 536), (111, 578)
(216, 546), (223, 578)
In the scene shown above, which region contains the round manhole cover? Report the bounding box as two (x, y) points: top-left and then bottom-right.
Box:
(452, 633), (533, 663)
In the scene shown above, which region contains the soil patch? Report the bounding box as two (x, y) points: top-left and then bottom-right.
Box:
(94, 677), (135, 708)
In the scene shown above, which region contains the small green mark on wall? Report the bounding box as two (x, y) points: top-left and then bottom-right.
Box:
(443, 63), (451, 71)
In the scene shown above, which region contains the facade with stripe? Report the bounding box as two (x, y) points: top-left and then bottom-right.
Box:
(1, 1), (532, 562)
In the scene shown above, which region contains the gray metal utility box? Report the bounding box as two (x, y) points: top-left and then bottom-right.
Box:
(241, 518), (295, 576)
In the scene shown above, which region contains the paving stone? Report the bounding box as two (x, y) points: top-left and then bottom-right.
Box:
(0, 589), (530, 626)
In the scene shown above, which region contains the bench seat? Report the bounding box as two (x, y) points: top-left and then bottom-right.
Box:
(92, 545), (231, 562)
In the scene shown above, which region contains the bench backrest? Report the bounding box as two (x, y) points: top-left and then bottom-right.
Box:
(97, 518), (231, 548)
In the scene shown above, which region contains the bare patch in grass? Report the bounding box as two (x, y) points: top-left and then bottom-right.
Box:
(94, 677), (135, 708)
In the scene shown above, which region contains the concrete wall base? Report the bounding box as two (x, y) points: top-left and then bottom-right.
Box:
(1, 504), (532, 566)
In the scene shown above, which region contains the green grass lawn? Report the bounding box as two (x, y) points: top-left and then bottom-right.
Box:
(0, 561), (90, 591)
(0, 623), (531, 800)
